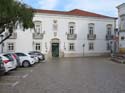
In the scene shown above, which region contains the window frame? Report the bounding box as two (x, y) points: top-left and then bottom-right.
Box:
(34, 42), (41, 51)
(69, 43), (75, 51)
(121, 36), (125, 40)
(69, 22), (75, 34)
(107, 24), (112, 35)
(89, 42), (94, 50)
(7, 42), (15, 52)
(34, 21), (42, 33)
(88, 23), (94, 35)
(120, 15), (125, 30)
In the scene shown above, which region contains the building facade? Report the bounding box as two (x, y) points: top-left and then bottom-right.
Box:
(1, 9), (116, 58)
(117, 3), (125, 53)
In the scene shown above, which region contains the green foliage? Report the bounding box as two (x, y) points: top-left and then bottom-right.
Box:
(0, 0), (34, 33)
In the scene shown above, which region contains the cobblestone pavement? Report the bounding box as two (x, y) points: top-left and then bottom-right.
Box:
(1, 57), (125, 93)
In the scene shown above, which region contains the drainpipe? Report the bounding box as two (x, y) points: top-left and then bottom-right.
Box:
(83, 44), (85, 56)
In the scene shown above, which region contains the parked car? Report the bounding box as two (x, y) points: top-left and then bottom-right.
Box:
(28, 51), (45, 61)
(0, 57), (5, 75)
(15, 52), (35, 67)
(7, 53), (21, 67)
(3, 53), (18, 69)
(28, 52), (39, 63)
(0, 55), (15, 73)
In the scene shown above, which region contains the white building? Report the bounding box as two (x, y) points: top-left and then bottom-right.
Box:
(117, 3), (125, 53)
(1, 9), (116, 58)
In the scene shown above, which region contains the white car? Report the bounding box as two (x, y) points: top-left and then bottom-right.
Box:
(0, 55), (15, 72)
(28, 52), (39, 63)
(28, 51), (45, 61)
(15, 52), (35, 67)
(3, 53), (18, 69)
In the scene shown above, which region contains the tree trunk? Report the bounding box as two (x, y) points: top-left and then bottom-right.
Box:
(0, 33), (12, 44)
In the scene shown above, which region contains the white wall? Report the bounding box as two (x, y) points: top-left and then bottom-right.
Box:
(118, 3), (125, 49)
(3, 13), (116, 57)
(118, 4), (125, 16)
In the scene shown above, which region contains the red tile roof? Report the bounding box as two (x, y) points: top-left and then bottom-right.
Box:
(33, 9), (116, 19)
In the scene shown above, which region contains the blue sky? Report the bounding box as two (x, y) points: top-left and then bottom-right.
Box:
(21, 0), (125, 17)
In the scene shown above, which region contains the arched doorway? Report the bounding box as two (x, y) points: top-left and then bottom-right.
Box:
(51, 38), (60, 57)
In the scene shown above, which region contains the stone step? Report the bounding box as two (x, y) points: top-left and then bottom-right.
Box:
(111, 57), (125, 64)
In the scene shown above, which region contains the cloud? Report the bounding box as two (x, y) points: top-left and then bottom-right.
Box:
(64, 0), (124, 16)
(38, 0), (58, 10)
(22, 0), (124, 16)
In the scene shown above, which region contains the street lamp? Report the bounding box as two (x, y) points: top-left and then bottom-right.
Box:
(83, 44), (85, 56)
(0, 34), (4, 53)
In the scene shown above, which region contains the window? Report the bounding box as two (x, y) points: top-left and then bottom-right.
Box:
(69, 43), (75, 51)
(7, 43), (15, 51)
(107, 43), (111, 50)
(35, 25), (41, 33)
(120, 15), (125, 30)
(88, 23), (94, 35)
(121, 36), (124, 40)
(89, 43), (94, 50)
(15, 53), (26, 56)
(69, 22), (75, 34)
(34, 21), (42, 33)
(35, 43), (41, 51)
(70, 26), (74, 34)
(4, 54), (14, 61)
(89, 27), (94, 34)
(107, 24), (112, 35)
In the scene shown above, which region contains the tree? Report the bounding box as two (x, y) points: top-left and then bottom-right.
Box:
(0, 0), (34, 44)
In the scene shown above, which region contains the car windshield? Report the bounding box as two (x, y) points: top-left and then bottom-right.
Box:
(4, 54), (14, 61)
(28, 53), (34, 55)
(16, 53), (27, 57)
(29, 51), (42, 56)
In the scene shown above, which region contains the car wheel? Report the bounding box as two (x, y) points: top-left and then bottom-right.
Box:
(22, 61), (30, 67)
(38, 58), (41, 62)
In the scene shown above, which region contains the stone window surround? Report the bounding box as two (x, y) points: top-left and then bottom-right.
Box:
(33, 42), (42, 51)
(34, 21), (42, 33)
(107, 24), (112, 35)
(88, 23), (95, 35)
(89, 42), (94, 50)
(7, 42), (15, 52)
(69, 22), (75, 34)
(69, 43), (75, 51)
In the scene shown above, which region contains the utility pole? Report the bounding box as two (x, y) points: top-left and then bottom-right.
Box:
(83, 44), (85, 56)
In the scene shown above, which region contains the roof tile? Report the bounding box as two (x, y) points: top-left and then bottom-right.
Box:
(33, 9), (116, 19)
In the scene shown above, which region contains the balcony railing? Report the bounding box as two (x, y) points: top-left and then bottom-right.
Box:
(5, 32), (17, 39)
(67, 33), (77, 40)
(87, 34), (96, 40)
(33, 33), (44, 39)
(106, 34), (113, 40)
